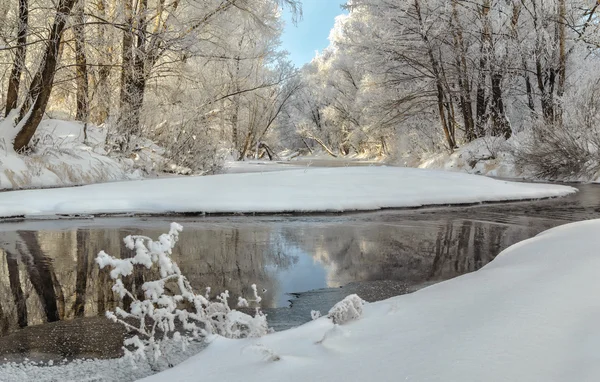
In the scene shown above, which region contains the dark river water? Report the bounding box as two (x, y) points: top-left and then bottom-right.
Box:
(0, 182), (598, 362)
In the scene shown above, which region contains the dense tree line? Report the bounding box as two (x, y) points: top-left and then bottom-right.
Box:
(2, 0), (600, 178)
(0, 0), (300, 171)
(282, 0), (600, 177)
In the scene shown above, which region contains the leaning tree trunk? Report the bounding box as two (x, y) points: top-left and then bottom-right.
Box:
(13, 0), (79, 152)
(5, 0), (28, 117)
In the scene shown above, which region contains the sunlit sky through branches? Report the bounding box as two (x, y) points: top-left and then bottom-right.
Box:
(280, 0), (348, 67)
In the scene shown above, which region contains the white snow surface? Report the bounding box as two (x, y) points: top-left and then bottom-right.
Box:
(0, 118), (141, 189)
(417, 136), (520, 178)
(223, 160), (305, 173)
(0, 167), (575, 218)
(140, 218), (600, 382)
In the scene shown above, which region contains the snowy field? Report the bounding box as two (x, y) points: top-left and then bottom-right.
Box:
(137, 218), (600, 382)
(0, 167), (576, 219)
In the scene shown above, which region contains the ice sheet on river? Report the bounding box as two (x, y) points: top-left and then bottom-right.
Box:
(0, 167), (576, 218)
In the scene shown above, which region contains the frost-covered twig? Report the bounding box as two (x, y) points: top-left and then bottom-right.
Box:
(96, 223), (269, 367)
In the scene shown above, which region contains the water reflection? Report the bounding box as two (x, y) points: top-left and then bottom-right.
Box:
(0, 183), (597, 360)
(0, 217), (558, 338)
(0, 225), (308, 335)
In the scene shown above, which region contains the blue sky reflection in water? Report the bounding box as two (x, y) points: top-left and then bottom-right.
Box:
(266, 238), (328, 306)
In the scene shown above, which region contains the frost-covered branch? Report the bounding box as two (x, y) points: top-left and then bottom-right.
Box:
(96, 223), (269, 366)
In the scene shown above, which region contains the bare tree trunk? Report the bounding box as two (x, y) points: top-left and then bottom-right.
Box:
(451, 0), (475, 141)
(238, 132), (254, 160)
(490, 73), (511, 139)
(231, 96), (240, 152)
(118, 0), (153, 150)
(14, 0), (79, 152)
(117, 0), (135, 147)
(536, 58), (556, 123)
(5, 0), (28, 117)
(475, 0), (491, 137)
(414, 0), (456, 149)
(510, 3), (535, 113)
(74, 1), (89, 124)
(555, 0), (567, 125)
(91, 0), (112, 124)
(231, 37), (245, 153)
(530, 1), (557, 125)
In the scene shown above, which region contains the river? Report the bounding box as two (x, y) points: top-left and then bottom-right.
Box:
(0, 182), (597, 362)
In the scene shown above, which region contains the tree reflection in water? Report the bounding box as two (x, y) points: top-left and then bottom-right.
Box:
(0, 204), (573, 360)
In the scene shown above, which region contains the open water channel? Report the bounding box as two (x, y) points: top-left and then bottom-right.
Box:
(0, 182), (597, 362)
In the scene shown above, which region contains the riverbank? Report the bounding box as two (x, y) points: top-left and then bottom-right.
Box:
(0, 119), (144, 190)
(0, 195), (598, 381)
(140, 218), (600, 382)
(0, 167), (576, 219)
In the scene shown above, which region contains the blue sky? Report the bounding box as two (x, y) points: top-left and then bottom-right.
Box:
(280, 0), (348, 67)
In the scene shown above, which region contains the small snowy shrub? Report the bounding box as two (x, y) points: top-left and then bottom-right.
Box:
(311, 310), (322, 320)
(327, 294), (365, 325)
(96, 223), (268, 367)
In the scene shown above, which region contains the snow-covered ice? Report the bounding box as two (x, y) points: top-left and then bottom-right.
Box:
(138, 218), (600, 382)
(0, 167), (576, 218)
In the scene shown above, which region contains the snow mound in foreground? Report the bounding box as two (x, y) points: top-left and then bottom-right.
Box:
(140, 219), (600, 382)
(327, 294), (364, 325)
(0, 166), (576, 219)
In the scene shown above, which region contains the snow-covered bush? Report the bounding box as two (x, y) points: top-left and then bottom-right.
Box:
(96, 223), (268, 367)
(514, 122), (600, 180)
(327, 294), (365, 325)
(514, 75), (600, 180)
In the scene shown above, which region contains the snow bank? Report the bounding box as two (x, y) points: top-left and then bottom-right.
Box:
(223, 160), (305, 173)
(0, 167), (575, 219)
(140, 219), (600, 382)
(0, 119), (141, 189)
(417, 136), (521, 178)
